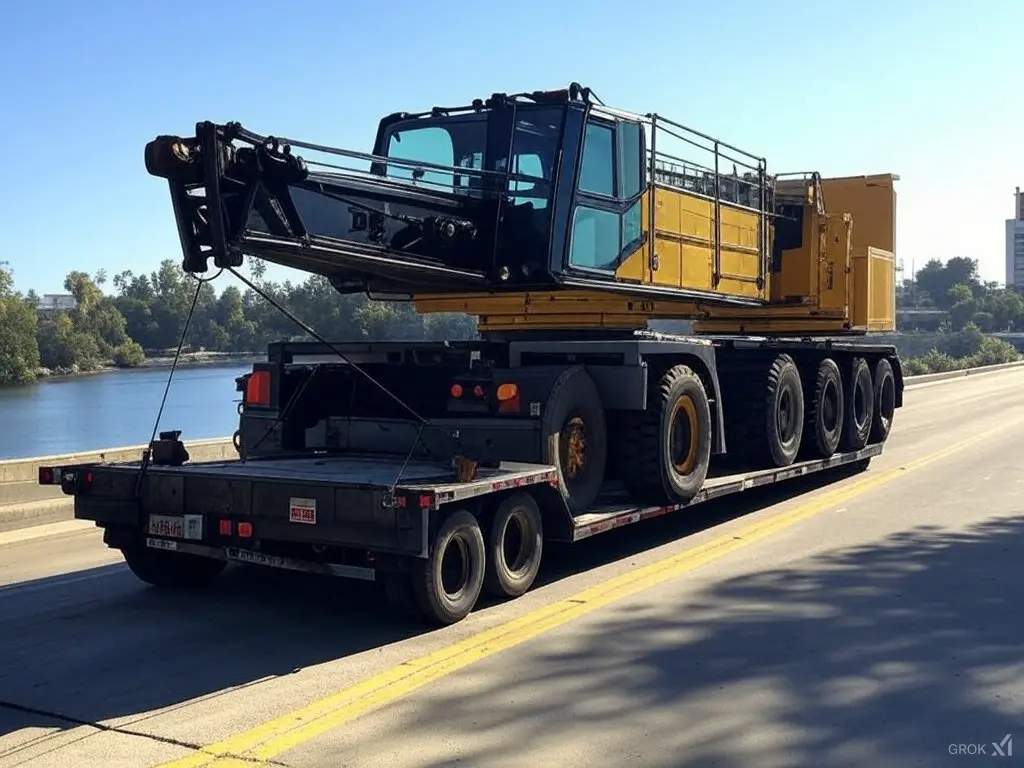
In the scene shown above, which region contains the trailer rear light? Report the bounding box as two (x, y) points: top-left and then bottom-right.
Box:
(450, 383), (463, 398)
(219, 519), (232, 536)
(238, 522), (253, 538)
(418, 494), (432, 508)
(496, 382), (520, 413)
(473, 384), (485, 398)
(245, 370), (271, 406)
(38, 467), (56, 484)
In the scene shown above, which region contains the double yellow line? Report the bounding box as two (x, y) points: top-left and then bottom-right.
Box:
(161, 421), (1010, 767)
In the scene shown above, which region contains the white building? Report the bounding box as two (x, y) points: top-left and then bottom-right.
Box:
(37, 293), (78, 312)
(1007, 187), (1024, 289)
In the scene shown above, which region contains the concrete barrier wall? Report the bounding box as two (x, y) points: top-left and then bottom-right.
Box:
(2, 359), (1023, 533)
(0, 438), (236, 533)
(901, 359), (1024, 385)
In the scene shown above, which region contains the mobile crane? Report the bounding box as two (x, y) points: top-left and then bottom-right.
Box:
(39, 83), (904, 625)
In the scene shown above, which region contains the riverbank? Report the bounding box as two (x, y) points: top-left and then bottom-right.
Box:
(33, 351), (261, 383)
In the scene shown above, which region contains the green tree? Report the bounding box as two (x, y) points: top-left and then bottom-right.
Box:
(36, 311), (102, 371)
(0, 262), (41, 385)
(914, 257), (980, 310)
(112, 340), (146, 367)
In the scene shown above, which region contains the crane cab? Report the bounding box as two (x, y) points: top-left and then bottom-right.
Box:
(368, 85), (774, 311)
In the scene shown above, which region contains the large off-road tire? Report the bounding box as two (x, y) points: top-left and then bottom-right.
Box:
(762, 354), (804, 467)
(541, 366), (607, 514)
(869, 357), (896, 444)
(410, 509), (486, 626)
(122, 544), (226, 589)
(803, 357), (844, 459)
(483, 492), (544, 599)
(840, 357), (874, 452)
(620, 364), (712, 505)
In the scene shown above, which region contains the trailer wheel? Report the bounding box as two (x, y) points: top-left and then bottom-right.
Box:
(804, 357), (844, 458)
(483, 492), (543, 599)
(541, 366), (607, 514)
(411, 509), (486, 626)
(122, 545), (226, 589)
(622, 364), (712, 505)
(840, 357), (874, 451)
(763, 354), (804, 467)
(869, 358), (896, 444)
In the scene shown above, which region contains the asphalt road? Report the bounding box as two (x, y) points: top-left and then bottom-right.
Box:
(1, 368), (1023, 768)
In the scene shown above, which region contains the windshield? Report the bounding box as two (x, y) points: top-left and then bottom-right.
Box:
(379, 106), (563, 208)
(384, 116), (487, 192)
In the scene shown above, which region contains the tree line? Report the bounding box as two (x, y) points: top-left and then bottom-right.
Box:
(1, 255), (1021, 387)
(898, 255), (1024, 332)
(0, 258), (477, 386)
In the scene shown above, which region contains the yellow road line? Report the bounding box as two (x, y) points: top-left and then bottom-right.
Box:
(160, 422), (1010, 767)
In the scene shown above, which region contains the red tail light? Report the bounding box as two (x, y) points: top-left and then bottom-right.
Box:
(245, 371), (271, 406)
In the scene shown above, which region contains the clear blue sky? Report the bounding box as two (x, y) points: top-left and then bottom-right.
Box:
(3, 0), (1021, 296)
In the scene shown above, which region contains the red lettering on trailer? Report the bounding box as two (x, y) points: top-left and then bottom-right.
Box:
(289, 497), (317, 525)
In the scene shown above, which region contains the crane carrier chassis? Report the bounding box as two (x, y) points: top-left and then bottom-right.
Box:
(40, 83), (905, 625)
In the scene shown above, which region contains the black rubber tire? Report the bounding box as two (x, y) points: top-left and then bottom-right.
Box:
(540, 366), (607, 514)
(869, 358), (896, 444)
(763, 354), (804, 467)
(803, 357), (844, 459)
(840, 357), (874, 452)
(410, 509), (486, 626)
(620, 364), (712, 505)
(122, 545), (226, 589)
(483, 493), (544, 599)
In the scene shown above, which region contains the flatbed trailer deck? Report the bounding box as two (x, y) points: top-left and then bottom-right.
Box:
(40, 440), (880, 624)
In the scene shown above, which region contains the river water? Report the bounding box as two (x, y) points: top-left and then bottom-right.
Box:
(0, 363), (254, 461)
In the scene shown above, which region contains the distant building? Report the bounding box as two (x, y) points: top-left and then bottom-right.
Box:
(36, 293), (78, 312)
(1007, 187), (1024, 290)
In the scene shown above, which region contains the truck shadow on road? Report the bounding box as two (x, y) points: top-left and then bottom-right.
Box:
(0, 463), (980, 761)
(392, 516), (1024, 768)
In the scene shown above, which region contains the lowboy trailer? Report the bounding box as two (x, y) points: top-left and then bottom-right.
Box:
(40, 334), (892, 626)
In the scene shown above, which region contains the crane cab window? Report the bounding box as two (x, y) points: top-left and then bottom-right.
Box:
(569, 208), (620, 270)
(569, 117), (645, 273)
(383, 117), (487, 193)
(578, 122), (614, 196)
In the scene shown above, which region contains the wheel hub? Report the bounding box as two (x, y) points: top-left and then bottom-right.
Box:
(440, 536), (470, 599)
(563, 415), (587, 478)
(502, 512), (529, 573)
(670, 395), (699, 475)
(777, 388), (797, 439)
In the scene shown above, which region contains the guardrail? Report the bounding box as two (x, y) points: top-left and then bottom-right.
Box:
(2, 359), (1023, 533)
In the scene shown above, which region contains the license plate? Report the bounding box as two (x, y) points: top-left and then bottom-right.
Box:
(147, 514), (204, 541)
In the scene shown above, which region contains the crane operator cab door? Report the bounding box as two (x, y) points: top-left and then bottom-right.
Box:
(555, 108), (649, 287)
